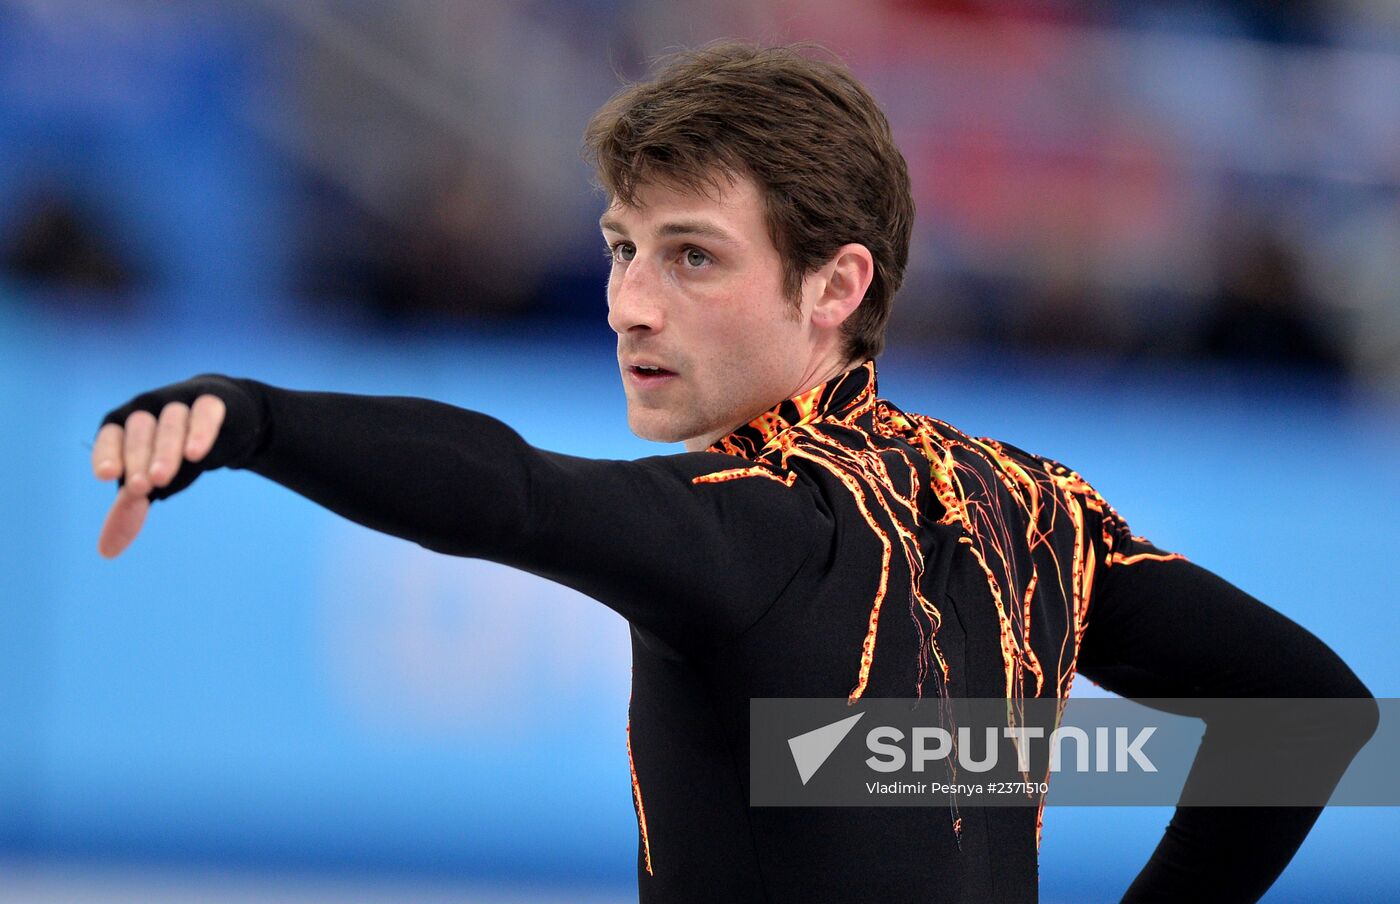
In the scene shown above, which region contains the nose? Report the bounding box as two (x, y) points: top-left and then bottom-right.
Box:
(606, 257), (664, 336)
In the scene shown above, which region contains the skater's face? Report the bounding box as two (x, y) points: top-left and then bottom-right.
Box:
(601, 171), (871, 451)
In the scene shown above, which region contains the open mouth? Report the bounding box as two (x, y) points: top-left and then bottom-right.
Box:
(630, 364), (676, 379)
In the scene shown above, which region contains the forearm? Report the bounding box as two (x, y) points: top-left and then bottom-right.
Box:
(1119, 719), (1372, 903)
(1077, 557), (1378, 903)
(1121, 808), (1323, 903)
(233, 379), (533, 559)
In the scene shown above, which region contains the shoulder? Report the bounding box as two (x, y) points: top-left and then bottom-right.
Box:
(873, 397), (1112, 518)
(636, 449), (800, 486)
(627, 451), (833, 524)
(871, 397), (1045, 479)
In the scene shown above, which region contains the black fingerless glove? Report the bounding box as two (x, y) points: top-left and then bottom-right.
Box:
(98, 373), (269, 502)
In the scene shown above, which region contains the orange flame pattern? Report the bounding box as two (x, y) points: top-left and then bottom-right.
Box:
(690, 360), (1184, 853)
(626, 692), (653, 876)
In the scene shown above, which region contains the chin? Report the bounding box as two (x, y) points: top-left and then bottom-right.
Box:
(628, 410), (703, 446)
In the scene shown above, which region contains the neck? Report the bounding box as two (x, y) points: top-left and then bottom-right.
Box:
(683, 356), (860, 453)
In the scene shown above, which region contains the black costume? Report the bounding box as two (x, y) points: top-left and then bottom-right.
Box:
(101, 360), (1377, 903)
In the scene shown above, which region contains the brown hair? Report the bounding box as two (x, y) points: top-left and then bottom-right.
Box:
(583, 41), (913, 361)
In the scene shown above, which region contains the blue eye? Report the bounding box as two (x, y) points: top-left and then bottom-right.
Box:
(684, 248), (708, 267)
(609, 242), (635, 263)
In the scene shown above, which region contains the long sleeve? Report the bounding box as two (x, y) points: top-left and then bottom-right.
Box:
(227, 378), (833, 653)
(1075, 536), (1379, 902)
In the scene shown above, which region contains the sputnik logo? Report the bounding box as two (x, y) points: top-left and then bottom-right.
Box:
(787, 712), (865, 785)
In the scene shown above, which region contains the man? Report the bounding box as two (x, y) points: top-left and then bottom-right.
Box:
(92, 43), (1375, 903)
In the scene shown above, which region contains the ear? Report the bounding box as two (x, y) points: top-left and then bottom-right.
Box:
(807, 243), (874, 332)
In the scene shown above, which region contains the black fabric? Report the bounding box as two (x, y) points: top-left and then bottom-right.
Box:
(99, 373), (267, 500)
(1077, 556), (1378, 902)
(97, 367), (1378, 903)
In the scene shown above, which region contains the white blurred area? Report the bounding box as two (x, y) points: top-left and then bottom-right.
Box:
(0, 862), (629, 904)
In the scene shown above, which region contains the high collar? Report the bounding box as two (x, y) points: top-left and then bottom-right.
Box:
(707, 359), (878, 460)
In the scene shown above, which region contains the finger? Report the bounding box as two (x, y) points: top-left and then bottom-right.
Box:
(148, 401), (190, 488)
(93, 422), (126, 480)
(98, 485), (150, 559)
(123, 410), (157, 497)
(184, 393), (227, 462)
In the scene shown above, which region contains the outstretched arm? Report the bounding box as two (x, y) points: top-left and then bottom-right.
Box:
(93, 374), (832, 653)
(1076, 546), (1379, 903)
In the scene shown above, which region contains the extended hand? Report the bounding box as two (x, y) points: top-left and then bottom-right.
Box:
(92, 374), (264, 559)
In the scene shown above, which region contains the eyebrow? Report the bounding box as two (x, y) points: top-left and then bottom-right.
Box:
(598, 218), (742, 248)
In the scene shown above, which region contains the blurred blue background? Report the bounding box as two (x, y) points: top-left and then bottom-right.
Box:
(1, 1), (1397, 901)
